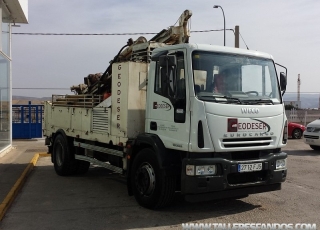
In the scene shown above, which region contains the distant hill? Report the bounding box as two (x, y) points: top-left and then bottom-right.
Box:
(12, 96), (51, 105)
(12, 94), (320, 108)
(12, 96), (51, 101)
(283, 93), (320, 109)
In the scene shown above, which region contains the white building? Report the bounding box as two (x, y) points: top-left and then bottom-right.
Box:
(0, 0), (28, 156)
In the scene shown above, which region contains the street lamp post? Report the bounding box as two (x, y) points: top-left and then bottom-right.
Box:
(213, 5), (226, 46)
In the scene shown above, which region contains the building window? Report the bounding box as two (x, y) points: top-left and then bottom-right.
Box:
(0, 55), (10, 151)
(2, 6), (10, 57)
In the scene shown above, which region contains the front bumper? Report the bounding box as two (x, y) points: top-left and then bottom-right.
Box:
(303, 132), (320, 146)
(181, 152), (287, 202)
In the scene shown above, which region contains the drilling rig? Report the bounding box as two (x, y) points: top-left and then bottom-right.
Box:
(67, 10), (192, 103)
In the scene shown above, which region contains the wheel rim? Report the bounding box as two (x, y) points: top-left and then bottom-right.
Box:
(293, 129), (301, 139)
(55, 142), (64, 166)
(135, 163), (156, 196)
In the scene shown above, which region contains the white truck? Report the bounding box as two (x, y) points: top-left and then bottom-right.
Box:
(43, 10), (288, 209)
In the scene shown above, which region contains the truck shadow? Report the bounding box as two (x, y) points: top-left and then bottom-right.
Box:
(0, 163), (262, 230)
(286, 149), (320, 156)
(82, 167), (261, 229)
(165, 193), (258, 214)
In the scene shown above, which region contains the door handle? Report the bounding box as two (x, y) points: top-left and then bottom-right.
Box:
(150, 121), (157, 131)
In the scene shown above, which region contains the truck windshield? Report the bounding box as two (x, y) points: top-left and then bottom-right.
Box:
(192, 51), (281, 105)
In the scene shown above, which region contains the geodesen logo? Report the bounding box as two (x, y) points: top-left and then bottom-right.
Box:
(227, 118), (270, 132)
(153, 101), (171, 111)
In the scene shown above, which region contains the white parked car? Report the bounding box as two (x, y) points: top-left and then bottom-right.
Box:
(303, 118), (320, 151)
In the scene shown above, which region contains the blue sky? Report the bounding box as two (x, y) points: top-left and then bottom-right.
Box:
(12, 0), (320, 97)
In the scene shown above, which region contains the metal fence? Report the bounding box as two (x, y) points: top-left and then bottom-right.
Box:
(12, 102), (43, 139)
(285, 108), (320, 126)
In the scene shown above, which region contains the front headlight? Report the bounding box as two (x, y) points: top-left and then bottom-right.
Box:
(196, 165), (216, 175)
(276, 159), (287, 169)
(196, 166), (205, 175)
(186, 165), (216, 176)
(312, 127), (320, 132)
(307, 127), (320, 132)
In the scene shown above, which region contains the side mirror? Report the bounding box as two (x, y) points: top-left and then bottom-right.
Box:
(280, 72), (287, 91)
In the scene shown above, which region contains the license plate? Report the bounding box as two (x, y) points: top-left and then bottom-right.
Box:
(238, 163), (262, 172)
(305, 139), (314, 143)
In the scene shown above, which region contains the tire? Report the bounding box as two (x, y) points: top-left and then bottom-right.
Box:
(52, 134), (77, 176)
(292, 128), (302, 139)
(310, 145), (320, 151)
(131, 148), (176, 209)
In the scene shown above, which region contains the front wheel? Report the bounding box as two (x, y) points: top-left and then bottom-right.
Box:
(131, 148), (176, 209)
(310, 145), (320, 151)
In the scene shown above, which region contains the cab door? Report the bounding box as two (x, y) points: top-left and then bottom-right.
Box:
(145, 50), (190, 151)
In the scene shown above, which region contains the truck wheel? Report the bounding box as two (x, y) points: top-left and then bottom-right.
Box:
(310, 145), (320, 151)
(53, 134), (77, 176)
(131, 148), (176, 209)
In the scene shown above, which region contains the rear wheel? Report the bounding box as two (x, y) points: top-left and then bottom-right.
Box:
(292, 128), (302, 139)
(131, 148), (176, 209)
(310, 145), (320, 151)
(52, 134), (77, 176)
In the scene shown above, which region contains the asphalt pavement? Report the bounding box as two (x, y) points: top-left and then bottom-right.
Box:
(0, 139), (319, 230)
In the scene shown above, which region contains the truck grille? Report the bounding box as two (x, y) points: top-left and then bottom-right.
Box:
(92, 108), (110, 134)
(303, 135), (319, 139)
(231, 151), (260, 160)
(222, 137), (272, 148)
(227, 170), (268, 185)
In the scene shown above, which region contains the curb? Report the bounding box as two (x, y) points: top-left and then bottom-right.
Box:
(0, 153), (50, 221)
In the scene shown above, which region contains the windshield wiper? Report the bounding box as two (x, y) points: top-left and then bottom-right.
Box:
(242, 99), (274, 105)
(198, 95), (242, 104)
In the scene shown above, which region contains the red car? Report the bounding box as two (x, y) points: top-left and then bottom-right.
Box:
(288, 122), (306, 139)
